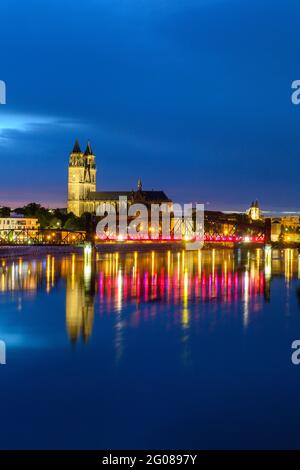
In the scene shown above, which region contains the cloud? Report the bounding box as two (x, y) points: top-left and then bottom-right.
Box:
(0, 112), (81, 145)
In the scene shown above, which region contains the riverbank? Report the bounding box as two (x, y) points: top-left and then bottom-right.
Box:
(0, 245), (83, 259)
(1, 241), (294, 259)
(0, 242), (186, 258)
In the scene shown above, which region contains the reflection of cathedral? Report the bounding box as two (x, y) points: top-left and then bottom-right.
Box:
(67, 140), (171, 217)
(65, 258), (95, 344)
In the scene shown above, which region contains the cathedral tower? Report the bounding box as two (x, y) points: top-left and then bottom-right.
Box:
(247, 200), (261, 221)
(67, 140), (97, 216)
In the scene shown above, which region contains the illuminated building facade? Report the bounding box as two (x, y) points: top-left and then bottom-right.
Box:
(271, 216), (300, 243)
(67, 140), (171, 217)
(247, 200), (262, 221)
(0, 216), (39, 234)
(67, 140), (97, 216)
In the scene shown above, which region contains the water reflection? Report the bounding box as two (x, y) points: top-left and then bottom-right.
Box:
(1, 248), (300, 344)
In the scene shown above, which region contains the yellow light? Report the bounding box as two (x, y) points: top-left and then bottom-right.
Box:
(151, 251), (155, 275)
(84, 244), (92, 256)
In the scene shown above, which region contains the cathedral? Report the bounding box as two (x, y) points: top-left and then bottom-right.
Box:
(67, 140), (171, 217)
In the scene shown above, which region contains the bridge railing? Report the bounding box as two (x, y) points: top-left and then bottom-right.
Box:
(0, 229), (86, 245)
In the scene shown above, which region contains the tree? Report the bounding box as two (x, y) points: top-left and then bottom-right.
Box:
(0, 206), (11, 217)
(63, 213), (82, 230)
(14, 203), (42, 216)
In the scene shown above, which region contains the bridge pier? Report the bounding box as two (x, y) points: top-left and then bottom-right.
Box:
(264, 218), (271, 245)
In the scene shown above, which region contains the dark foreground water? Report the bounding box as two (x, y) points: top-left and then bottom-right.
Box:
(0, 247), (300, 449)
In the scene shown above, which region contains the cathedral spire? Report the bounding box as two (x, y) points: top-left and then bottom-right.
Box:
(84, 141), (93, 156)
(137, 178), (142, 191)
(72, 139), (81, 154)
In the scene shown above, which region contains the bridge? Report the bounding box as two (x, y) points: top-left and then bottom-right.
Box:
(203, 234), (265, 243)
(0, 228), (86, 245)
(0, 227), (266, 246)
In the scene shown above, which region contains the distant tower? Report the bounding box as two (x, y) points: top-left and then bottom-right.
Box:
(67, 140), (97, 216)
(247, 200), (261, 221)
(137, 177), (143, 191)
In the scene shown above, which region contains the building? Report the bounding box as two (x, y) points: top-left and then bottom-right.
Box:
(67, 140), (97, 216)
(247, 200), (262, 221)
(67, 140), (171, 217)
(0, 215), (40, 243)
(271, 216), (300, 243)
(0, 216), (39, 232)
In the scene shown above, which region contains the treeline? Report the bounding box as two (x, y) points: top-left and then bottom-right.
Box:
(0, 203), (90, 230)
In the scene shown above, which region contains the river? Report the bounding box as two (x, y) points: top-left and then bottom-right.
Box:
(0, 247), (299, 449)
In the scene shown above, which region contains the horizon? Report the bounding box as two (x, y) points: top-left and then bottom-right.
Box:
(3, 194), (300, 218)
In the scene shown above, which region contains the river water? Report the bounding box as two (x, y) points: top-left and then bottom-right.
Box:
(0, 247), (300, 449)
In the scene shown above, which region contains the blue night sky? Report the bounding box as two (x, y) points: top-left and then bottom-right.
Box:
(0, 0), (300, 211)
